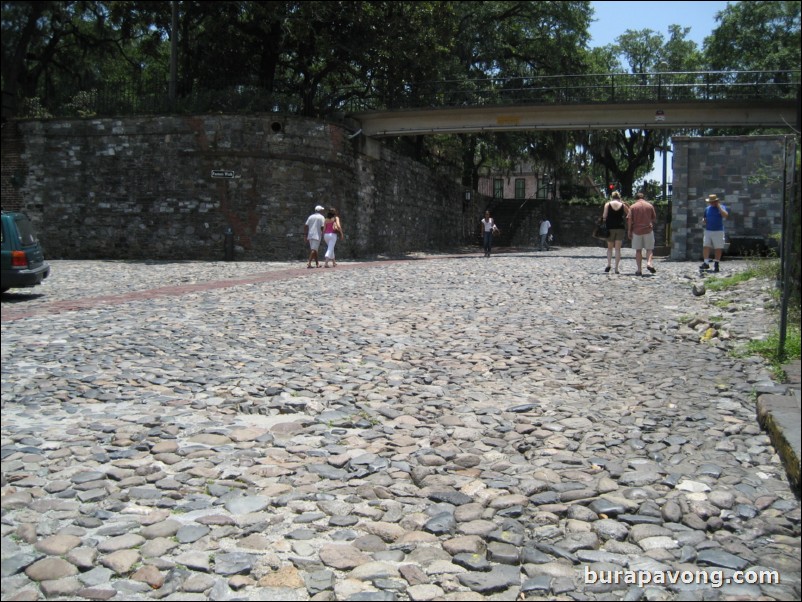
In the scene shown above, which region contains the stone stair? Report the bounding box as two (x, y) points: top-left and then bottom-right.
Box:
(485, 198), (540, 247)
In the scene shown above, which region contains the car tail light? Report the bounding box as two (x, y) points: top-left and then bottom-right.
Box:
(11, 250), (28, 268)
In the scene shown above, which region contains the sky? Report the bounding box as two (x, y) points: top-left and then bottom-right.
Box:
(588, 1), (731, 49)
(588, 1), (732, 184)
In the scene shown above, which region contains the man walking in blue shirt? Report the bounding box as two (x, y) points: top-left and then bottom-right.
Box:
(700, 194), (729, 272)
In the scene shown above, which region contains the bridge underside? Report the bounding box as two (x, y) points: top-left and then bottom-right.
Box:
(350, 101), (797, 137)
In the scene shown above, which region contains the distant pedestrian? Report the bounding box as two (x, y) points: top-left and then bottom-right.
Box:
(699, 194), (729, 273)
(323, 207), (343, 268)
(539, 218), (552, 251)
(304, 205), (325, 268)
(480, 210), (500, 257)
(627, 192), (657, 276)
(602, 191), (629, 274)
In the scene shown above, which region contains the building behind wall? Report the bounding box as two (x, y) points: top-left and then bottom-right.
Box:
(476, 163), (601, 202)
(671, 135), (793, 260)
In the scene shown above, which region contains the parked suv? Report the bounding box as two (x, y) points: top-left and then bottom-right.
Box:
(1, 211), (51, 293)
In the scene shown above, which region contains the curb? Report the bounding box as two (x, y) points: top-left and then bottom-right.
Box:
(756, 360), (802, 498)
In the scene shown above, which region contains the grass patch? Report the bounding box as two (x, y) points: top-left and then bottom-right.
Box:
(705, 257), (780, 292)
(711, 254), (800, 379)
(738, 325), (801, 381)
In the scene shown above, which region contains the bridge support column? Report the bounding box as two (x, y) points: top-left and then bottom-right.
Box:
(355, 136), (381, 160)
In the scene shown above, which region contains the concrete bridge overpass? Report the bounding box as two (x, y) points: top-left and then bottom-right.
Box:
(349, 100), (797, 137)
(345, 70), (800, 140)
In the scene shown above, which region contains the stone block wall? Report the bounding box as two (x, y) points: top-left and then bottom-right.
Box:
(1, 123), (27, 215)
(5, 119), (784, 262)
(670, 135), (790, 260)
(2, 115), (480, 260)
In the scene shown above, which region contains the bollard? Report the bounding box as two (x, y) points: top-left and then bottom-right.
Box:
(224, 227), (235, 261)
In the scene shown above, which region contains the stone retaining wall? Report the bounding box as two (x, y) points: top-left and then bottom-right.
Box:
(671, 135), (790, 260)
(2, 120), (789, 261)
(2, 115), (480, 260)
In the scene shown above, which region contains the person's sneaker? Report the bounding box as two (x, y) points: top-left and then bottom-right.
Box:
(713, 262), (720, 273)
(699, 262), (710, 271)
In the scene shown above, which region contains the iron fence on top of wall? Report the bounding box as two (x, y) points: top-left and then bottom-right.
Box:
(16, 81), (304, 120)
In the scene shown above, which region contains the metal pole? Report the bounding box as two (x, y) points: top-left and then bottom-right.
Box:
(778, 137), (792, 361)
(661, 146), (667, 208)
(169, 1), (178, 107)
(662, 146), (669, 246)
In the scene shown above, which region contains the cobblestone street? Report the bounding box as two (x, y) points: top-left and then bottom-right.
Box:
(2, 248), (800, 601)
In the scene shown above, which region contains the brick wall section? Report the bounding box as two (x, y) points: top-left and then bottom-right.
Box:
(9, 115), (481, 260)
(671, 135), (789, 260)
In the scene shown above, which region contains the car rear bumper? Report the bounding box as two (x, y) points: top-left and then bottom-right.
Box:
(1, 262), (50, 289)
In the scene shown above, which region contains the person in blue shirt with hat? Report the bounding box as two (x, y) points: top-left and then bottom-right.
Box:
(700, 194), (729, 272)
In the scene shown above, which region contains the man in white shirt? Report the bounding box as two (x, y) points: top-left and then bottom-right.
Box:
(304, 205), (325, 268)
(539, 218), (552, 251)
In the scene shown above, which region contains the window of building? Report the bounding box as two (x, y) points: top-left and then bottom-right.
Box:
(493, 179), (504, 198)
(515, 179), (525, 199)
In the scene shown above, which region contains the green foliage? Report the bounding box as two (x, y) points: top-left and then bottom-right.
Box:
(711, 252), (801, 376)
(563, 196), (609, 207)
(705, 1), (801, 72)
(743, 325), (801, 379)
(704, 257), (780, 292)
(578, 24), (703, 197)
(579, 128), (658, 197)
(664, 25), (704, 71)
(66, 90), (98, 117)
(19, 97), (53, 119)
(2, 0), (799, 200)
(615, 29), (667, 74)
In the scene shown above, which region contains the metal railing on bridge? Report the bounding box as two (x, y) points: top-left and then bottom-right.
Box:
(15, 70), (799, 119)
(344, 70), (800, 112)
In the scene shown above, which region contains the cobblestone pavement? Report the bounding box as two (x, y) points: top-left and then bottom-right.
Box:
(2, 248), (800, 601)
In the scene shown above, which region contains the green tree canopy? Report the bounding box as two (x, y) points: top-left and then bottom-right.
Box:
(2, 1), (798, 198)
(704, 1), (801, 72)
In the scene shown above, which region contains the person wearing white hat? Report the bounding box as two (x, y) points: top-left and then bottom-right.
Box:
(700, 194), (729, 272)
(304, 205), (326, 268)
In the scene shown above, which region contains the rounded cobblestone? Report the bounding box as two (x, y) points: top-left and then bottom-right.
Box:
(2, 248), (800, 601)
